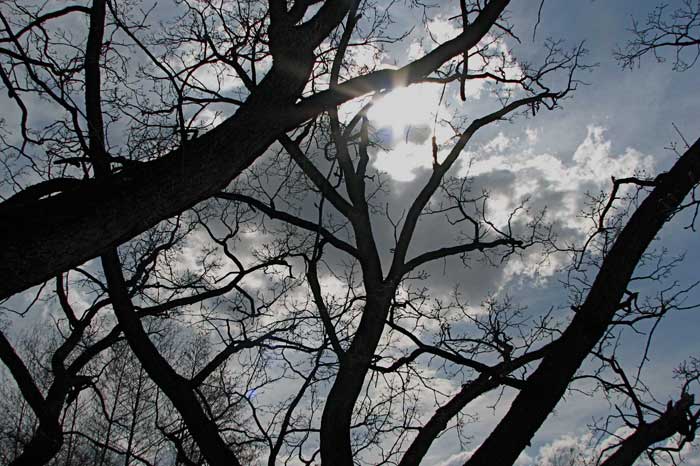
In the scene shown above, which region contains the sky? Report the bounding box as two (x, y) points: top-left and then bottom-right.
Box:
(354, 1), (700, 464)
(1, 0), (700, 465)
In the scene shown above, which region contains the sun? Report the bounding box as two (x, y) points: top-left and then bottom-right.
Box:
(367, 83), (443, 135)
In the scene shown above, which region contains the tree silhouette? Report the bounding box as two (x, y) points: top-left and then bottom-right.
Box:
(1, 1), (700, 465)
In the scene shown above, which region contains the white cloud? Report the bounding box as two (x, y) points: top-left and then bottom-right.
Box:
(462, 125), (654, 283)
(436, 450), (471, 466)
(189, 108), (224, 128)
(347, 44), (385, 71)
(408, 41), (425, 61)
(535, 433), (595, 466)
(483, 132), (512, 152)
(369, 124), (655, 287)
(527, 427), (695, 466)
(426, 17), (461, 45)
(372, 140), (435, 182)
(572, 125), (652, 183)
(467, 125), (655, 231)
(526, 127), (540, 144)
(436, 448), (533, 466)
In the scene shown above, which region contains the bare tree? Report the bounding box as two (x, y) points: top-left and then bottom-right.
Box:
(1, 1), (700, 466)
(615, 0), (700, 71)
(0, 0), (511, 298)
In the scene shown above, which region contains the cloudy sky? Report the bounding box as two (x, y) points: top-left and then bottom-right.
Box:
(2, 0), (700, 465)
(335, 0), (700, 463)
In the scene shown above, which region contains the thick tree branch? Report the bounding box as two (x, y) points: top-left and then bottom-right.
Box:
(464, 136), (700, 466)
(84, 0), (110, 176)
(396, 343), (552, 466)
(0, 331), (47, 420)
(0, 0), (512, 301)
(101, 249), (243, 466)
(601, 393), (698, 466)
(295, 0), (511, 114)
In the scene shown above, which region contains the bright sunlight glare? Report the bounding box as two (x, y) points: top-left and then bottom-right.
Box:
(367, 83), (443, 134)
